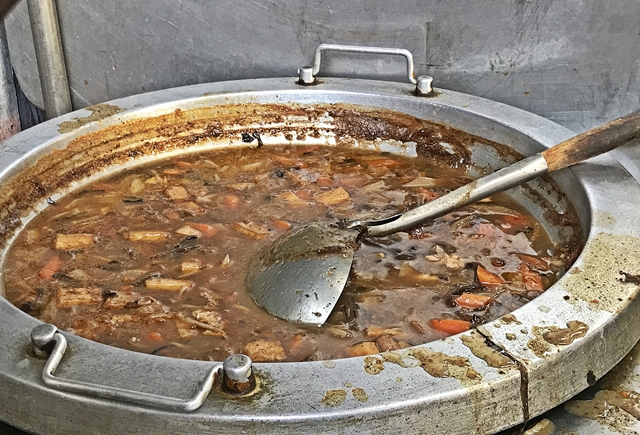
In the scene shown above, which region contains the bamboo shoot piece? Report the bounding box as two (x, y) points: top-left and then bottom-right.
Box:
(145, 278), (192, 291)
(166, 185), (189, 201)
(181, 260), (203, 274)
(176, 226), (203, 238)
(314, 187), (351, 205)
(127, 231), (170, 242)
(55, 233), (95, 250)
(232, 221), (270, 240)
(244, 340), (286, 362)
(57, 287), (102, 308)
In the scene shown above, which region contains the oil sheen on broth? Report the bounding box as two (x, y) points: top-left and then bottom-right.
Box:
(3, 145), (575, 362)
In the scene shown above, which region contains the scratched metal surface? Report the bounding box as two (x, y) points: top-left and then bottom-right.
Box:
(1, 341), (638, 434)
(4, 0), (640, 133)
(4, 344), (640, 435)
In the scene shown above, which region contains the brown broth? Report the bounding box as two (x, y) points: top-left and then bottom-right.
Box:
(3, 144), (572, 362)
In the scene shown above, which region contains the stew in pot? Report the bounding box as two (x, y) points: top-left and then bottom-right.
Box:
(3, 144), (578, 362)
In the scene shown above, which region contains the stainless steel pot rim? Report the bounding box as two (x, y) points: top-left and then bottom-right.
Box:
(0, 77), (638, 435)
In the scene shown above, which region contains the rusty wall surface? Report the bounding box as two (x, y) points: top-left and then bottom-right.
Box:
(4, 0), (640, 134)
(0, 21), (19, 141)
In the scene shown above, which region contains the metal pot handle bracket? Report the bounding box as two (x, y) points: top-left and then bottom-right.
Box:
(297, 43), (434, 95)
(30, 324), (255, 412)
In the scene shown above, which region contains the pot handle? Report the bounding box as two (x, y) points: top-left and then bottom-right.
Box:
(30, 324), (220, 412)
(297, 43), (434, 95)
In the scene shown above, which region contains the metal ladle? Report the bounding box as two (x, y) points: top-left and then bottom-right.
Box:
(247, 109), (640, 326)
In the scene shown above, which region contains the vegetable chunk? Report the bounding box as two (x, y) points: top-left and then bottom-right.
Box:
(430, 318), (471, 335)
(166, 185), (189, 201)
(314, 187), (351, 205)
(38, 256), (62, 280)
(192, 310), (226, 337)
(276, 191), (309, 206)
(346, 341), (379, 357)
(2, 142), (572, 363)
(232, 221), (270, 240)
(477, 265), (505, 286)
(145, 278), (192, 291)
(55, 233), (94, 250)
(176, 225), (203, 237)
(364, 327), (402, 339)
(57, 287), (102, 308)
(127, 231), (170, 242)
(455, 293), (493, 309)
(181, 260), (203, 274)
(244, 340), (287, 362)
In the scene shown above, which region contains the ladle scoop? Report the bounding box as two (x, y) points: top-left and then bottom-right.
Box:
(247, 109), (640, 326)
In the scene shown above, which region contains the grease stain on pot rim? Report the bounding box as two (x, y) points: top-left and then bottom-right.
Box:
(525, 321), (589, 358)
(562, 233), (640, 313)
(321, 389), (347, 407)
(388, 348), (483, 385)
(363, 356), (384, 375)
(500, 314), (522, 325)
(460, 331), (516, 370)
(57, 104), (126, 133)
(352, 388), (369, 403)
(540, 321), (589, 346)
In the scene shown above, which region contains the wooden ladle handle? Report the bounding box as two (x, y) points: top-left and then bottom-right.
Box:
(366, 108), (640, 238)
(542, 109), (640, 172)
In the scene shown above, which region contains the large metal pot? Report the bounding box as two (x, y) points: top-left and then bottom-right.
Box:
(0, 55), (639, 434)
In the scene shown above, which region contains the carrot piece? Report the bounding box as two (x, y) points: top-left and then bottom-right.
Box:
(363, 158), (402, 168)
(316, 176), (333, 187)
(296, 189), (312, 201)
(290, 333), (305, 351)
(455, 293), (493, 309)
(346, 341), (379, 357)
(147, 332), (163, 342)
(271, 155), (299, 166)
(518, 264), (545, 291)
(39, 256), (62, 280)
(186, 222), (219, 237)
(272, 220), (292, 230)
(477, 265), (505, 286)
(524, 274), (544, 291)
(517, 253), (550, 271)
(417, 188), (440, 202)
(163, 168), (185, 175)
(223, 194), (241, 210)
(174, 161), (195, 169)
(429, 318), (471, 335)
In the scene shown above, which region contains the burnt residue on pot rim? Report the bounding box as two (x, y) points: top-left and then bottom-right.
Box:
(0, 100), (581, 254)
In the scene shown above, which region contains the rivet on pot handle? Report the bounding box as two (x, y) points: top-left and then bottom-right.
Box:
(30, 323), (220, 412)
(297, 43), (433, 95)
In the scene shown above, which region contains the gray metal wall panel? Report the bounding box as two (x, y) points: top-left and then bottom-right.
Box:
(5, 0), (640, 133)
